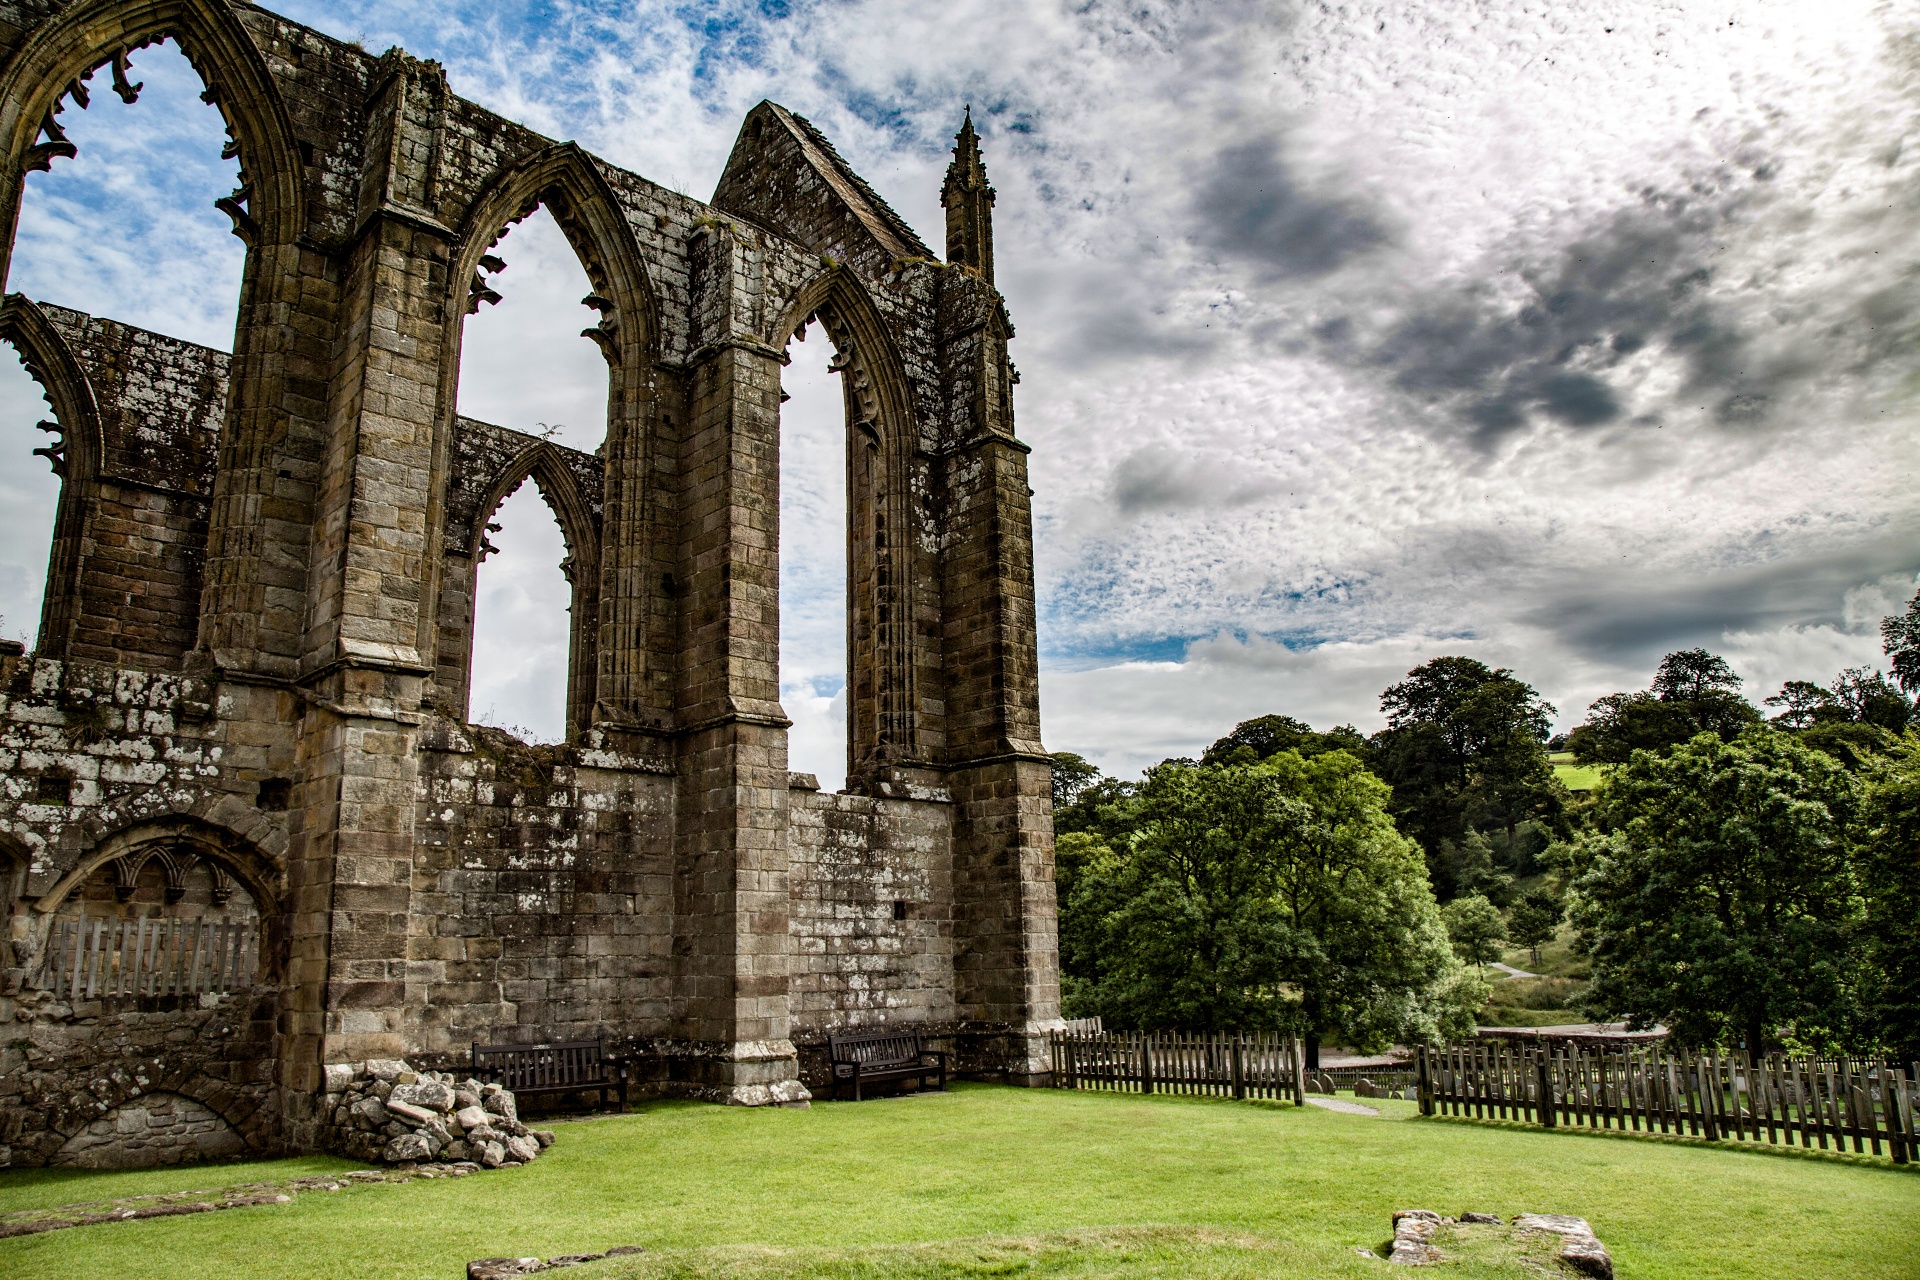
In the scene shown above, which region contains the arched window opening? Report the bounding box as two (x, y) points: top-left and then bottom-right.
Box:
(781, 320), (850, 791)
(33, 844), (262, 1001)
(0, 39), (243, 657)
(469, 479), (573, 744)
(456, 206), (608, 454)
(7, 39), (244, 345)
(0, 355), (57, 649)
(456, 206), (607, 742)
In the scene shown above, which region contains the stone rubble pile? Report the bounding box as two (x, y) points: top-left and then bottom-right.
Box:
(321, 1059), (553, 1168)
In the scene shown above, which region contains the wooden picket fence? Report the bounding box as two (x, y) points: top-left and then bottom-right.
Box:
(31, 914), (259, 1001)
(1050, 1030), (1306, 1102)
(1419, 1042), (1920, 1162)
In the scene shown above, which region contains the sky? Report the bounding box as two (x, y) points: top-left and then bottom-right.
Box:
(1, 1), (1915, 786)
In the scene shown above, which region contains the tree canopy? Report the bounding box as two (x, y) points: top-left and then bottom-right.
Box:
(1061, 752), (1482, 1056)
(1568, 648), (1762, 764)
(1855, 736), (1920, 1064)
(1441, 894), (1507, 968)
(1882, 587), (1920, 695)
(1569, 727), (1862, 1054)
(1368, 656), (1564, 898)
(1200, 715), (1369, 767)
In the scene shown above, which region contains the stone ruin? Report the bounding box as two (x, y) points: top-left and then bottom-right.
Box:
(0, 0), (1060, 1169)
(1380, 1210), (1613, 1278)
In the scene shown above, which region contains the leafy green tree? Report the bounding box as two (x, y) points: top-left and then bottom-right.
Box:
(1765, 670), (1908, 768)
(1368, 656), (1563, 896)
(1855, 735), (1920, 1064)
(1569, 649), (1762, 763)
(1070, 753), (1481, 1062)
(1764, 680), (1839, 729)
(1569, 727), (1863, 1054)
(1826, 667), (1913, 732)
(1882, 587), (1920, 695)
(1200, 714), (1370, 767)
(1050, 755), (1139, 846)
(1050, 752), (1102, 811)
(1441, 894), (1507, 968)
(1506, 891), (1563, 966)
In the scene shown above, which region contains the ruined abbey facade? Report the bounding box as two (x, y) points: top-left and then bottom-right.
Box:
(0, 0), (1059, 1168)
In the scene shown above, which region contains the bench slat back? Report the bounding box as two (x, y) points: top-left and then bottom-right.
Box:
(829, 1031), (924, 1066)
(472, 1038), (608, 1091)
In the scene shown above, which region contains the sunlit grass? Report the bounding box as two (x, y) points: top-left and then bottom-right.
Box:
(2, 1084), (1911, 1279)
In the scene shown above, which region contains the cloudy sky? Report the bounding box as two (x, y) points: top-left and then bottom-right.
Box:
(1, 1), (1915, 786)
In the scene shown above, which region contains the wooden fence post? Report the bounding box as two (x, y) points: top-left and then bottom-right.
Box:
(1536, 1048), (1554, 1128)
(1231, 1035), (1245, 1100)
(1417, 1046), (1432, 1116)
(1290, 1036), (1306, 1107)
(1139, 1032), (1154, 1096)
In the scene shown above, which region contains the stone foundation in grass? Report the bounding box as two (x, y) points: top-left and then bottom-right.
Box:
(1380, 1209), (1612, 1278)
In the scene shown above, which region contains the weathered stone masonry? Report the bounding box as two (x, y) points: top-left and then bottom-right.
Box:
(0, 0), (1058, 1168)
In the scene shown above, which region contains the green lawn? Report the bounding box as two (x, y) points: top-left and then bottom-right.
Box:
(1549, 752), (1605, 794)
(2, 1084), (1912, 1280)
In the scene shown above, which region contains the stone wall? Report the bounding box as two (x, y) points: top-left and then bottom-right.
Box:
(0, 990), (281, 1169)
(52, 1090), (246, 1168)
(787, 783), (957, 1089)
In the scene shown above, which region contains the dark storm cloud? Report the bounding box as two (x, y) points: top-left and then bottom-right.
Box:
(1367, 184), (1794, 451)
(1523, 532), (1920, 666)
(1193, 139), (1387, 280)
(1109, 444), (1280, 514)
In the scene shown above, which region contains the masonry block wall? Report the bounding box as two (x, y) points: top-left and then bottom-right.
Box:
(0, 0), (1058, 1167)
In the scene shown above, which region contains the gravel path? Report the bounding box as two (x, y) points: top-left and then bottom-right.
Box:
(1305, 1097), (1380, 1116)
(1490, 961), (1539, 979)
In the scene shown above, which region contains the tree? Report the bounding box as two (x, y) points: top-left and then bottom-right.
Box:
(1441, 894), (1507, 969)
(1764, 680), (1839, 729)
(1855, 734), (1920, 1064)
(1201, 714), (1369, 767)
(1505, 892), (1562, 967)
(1765, 671), (1909, 769)
(1826, 667), (1913, 732)
(1369, 656), (1563, 897)
(1051, 756), (1139, 846)
(1568, 727), (1863, 1054)
(1649, 648), (1742, 702)
(1882, 587), (1920, 695)
(1070, 753), (1482, 1063)
(1050, 751), (1102, 811)
(1569, 649), (1761, 763)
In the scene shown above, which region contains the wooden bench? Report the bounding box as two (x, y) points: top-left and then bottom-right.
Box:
(827, 1029), (946, 1101)
(471, 1037), (626, 1111)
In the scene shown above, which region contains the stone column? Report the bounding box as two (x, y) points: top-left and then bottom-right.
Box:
(666, 222), (805, 1105)
(282, 54), (452, 1116)
(937, 275), (1062, 1082)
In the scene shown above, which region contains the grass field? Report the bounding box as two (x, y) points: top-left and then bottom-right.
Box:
(1548, 752), (1605, 794)
(2, 1084), (1913, 1280)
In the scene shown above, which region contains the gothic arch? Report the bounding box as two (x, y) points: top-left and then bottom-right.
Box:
(426, 142), (659, 723)
(0, 293), (101, 479)
(0, 0), (305, 275)
(32, 816), (282, 925)
(463, 440), (602, 737)
(771, 270), (931, 781)
(0, 293), (99, 656)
